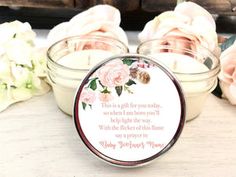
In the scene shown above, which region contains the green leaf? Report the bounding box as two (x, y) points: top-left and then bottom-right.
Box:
(220, 35), (236, 52)
(26, 82), (33, 89)
(115, 86), (123, 96)
(124, 85), (134, 94)
(101, 88), (110, 94)
(89, 79), (97, 91)
(0, 83), (7, 90)
(122, 58), (135, 66)
(82, 102), (87, 110)
(126, 79), (136, 86)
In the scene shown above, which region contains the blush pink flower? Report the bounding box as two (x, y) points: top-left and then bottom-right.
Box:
(47, 5), (128, 46)
(99, 93), (113, 102)
(138, 2), (219, 56)
(97, 60), (130, 88)
(80, 89), (96, 105)
(219, 42), (236, 105)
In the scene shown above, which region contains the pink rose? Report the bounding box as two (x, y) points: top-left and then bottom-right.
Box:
(138, 2), (218, 56)
(73, 38), (119, 52)
(97, 60), (130, 88)
(219, 42), (236, 105)
(99, 93), (113, 102)
(47, 5), (128, 46)
(80, 89), (96, 105)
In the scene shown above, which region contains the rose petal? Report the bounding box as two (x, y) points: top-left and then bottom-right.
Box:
(5, 38), (32, 67)
(47, 22), (69, 45)
(47, 5), (127, 45)
(138, 2), (217, 55)
(70, 5), (120, 26)
(174, 1), (216, 30)
(138, 11), (191, 41)
(68, 21), (128, 45)
(11, 64), (30, 87)
(81, 89), (96, 105)
(99, 93), (113, 102)
(31, 47), (47, 77)
(219, 44), (236, 85)
(221, 45), (236, 59)
(0, 57), (11, 81)
(229, 84), (236, 99)
(32, 79), (51, 96)
(220, 81), (236, 105)
(97, 60), (129, 88)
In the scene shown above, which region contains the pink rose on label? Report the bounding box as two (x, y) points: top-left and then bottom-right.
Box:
(47, 5), (128, 46)
(219, 41), (236, 105)
(97, 60), (130, 88)
(99, 93), (113, 102)
(81, 89), (96, 105)
(138, 2), (219, 56)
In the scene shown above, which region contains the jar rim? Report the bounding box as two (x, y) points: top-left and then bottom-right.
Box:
(47, 35), (129, 71)
(137, 38), (220, 76)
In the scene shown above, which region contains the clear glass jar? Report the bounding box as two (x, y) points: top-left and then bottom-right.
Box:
(137, 38), (220, 121)
(47, 35), (129, 116)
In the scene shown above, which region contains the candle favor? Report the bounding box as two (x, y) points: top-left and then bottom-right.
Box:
(73, 54), (185, 167)
(137, 38), (220, 121)
(136, 1), (221, 121)
(47, 36), (128, 115)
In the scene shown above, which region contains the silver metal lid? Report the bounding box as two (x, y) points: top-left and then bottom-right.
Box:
(73, 54), (185, 167)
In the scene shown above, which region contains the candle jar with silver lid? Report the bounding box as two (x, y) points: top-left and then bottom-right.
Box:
(73, 54), (186, 167)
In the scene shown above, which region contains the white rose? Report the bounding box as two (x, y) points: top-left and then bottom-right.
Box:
(5, 38), (33, 67)
(47, 5), (128, 46)
(9, 20), (36, 42)
(11, 63), (31, 88)
(0, 57), (11, 81)
(31, 48), (47, 77)
(0, 20), (50, 113)
(0, 20), (36, 45)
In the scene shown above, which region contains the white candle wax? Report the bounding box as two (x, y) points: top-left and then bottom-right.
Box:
(51, 49), (114, 115)
(155, 54), (208, 73)
(151, 53), (216, 121)
(58, 50), (112, 69)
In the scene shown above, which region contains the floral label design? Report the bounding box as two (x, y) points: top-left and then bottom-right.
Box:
(80, 58), (152, 110)
(74, 55), (185, 164)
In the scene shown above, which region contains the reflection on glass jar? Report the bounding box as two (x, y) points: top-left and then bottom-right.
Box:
(137, 38), (220, 121)
(47, 35), (129, 115)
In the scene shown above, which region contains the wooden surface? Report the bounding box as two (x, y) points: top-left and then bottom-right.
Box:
(75, 0), (140, 11)
(0, 31), (236, 177)
(0, 0), (74, 8)
(190, 0), (232, 13)
(141, 0), (176, 12)
(141, 0), (233, 14)
(1, 92), (236, 176)
(0, 0), (236, 15)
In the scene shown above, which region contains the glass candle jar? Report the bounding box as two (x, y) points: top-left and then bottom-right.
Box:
(137, 38), (220, 121)
(47, 35), (129, 115)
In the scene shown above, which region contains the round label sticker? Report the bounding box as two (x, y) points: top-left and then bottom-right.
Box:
(74, 54), (185, 167)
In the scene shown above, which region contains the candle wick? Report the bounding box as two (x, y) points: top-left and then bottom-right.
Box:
(173, 59), (177, 71)
(88, 54), (91, 65)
